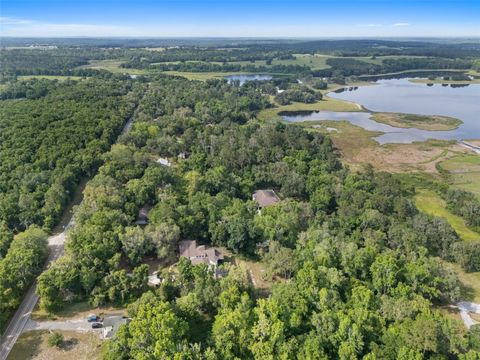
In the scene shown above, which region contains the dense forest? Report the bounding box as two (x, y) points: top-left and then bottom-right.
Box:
(0, 76), (144, 329)
(1, 39), (479, 358)
(315, 57), (474, 78)
(0, 47), (136, 75)
(25, 75), (479, 359)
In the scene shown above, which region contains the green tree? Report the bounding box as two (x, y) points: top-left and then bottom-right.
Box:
(120, 226), (151, 265)
(146, 221), (180, 263)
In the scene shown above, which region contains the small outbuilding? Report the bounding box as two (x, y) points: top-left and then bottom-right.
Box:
(135, 205), (151, 226)
(148, 271), (161, 287)
(157, 157), (172, 167)
(252, 189), (280, 208)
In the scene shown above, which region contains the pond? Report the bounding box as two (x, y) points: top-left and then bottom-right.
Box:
(282, 79), (480, 144)
(225, 74), (272, 85)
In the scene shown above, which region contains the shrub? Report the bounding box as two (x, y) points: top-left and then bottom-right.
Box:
(47, 331), (64, 348)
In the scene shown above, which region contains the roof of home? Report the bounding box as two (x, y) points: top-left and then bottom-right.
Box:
(253, 189), (280, 208)
(157, 157), (172, 167)
(135, 205), (152, 225)
(148, 271), (161, 286)
(179, 240), (224, 266)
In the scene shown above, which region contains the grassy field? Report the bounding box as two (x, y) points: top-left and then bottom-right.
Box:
(8, 330), (102, 360)
(257, 91), (363, 122)
(273, 54), (332, 69)
(371, 112), (462, 131)
(78, 59), (147, 75)
(224, 54), (429, 70)
(31, 301), (125, 322)
(415, 189), (480, 241)
(438, 154), (480, 200)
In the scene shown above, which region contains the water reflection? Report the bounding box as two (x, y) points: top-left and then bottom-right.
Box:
(324, 79), (480, 143)
(281, 110), (460, 144)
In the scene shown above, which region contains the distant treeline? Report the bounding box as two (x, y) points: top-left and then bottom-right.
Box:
(147, 61), (308, 74)
(124, 48), (294, 67)
(0, 48), (138, 76)
(246, 39), (480, 58)
(312, 57), (473, 78)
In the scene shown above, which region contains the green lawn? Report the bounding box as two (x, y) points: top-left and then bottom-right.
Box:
(415, 189), (480, 241)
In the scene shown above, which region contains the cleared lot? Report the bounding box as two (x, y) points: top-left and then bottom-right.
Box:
(7, 330), (102, 360)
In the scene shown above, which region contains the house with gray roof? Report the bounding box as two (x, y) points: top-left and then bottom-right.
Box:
(252, 189), (280, 208)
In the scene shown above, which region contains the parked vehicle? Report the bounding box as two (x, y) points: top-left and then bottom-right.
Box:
(92, 322), (103, 329)
(87, 314), (99, 322)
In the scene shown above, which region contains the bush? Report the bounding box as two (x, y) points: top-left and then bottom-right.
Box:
(452, 241), (480, 272)
(47, 331), (64, 348)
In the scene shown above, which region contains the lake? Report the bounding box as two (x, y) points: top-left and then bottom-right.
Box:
(282, 79), (480, 144)
(225, 74), (272, 85)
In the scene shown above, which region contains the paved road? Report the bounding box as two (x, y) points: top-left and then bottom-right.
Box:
(0, 94), (144, 360)
(0, 225), (69, 360)
(24, 314), (125, 334)
(457, 301), (480, 329)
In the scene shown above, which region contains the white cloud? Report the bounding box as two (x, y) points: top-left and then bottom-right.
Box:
(392, 23), (411, 27)
(0, 17), (145, 37)
(0, 16), (33, 25)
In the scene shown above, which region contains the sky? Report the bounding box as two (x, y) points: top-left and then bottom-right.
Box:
(1, 0), (479, 38)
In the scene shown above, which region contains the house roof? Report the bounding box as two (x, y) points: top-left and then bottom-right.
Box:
(179, 240), (224, 266)
(135, 205), (151, 225)
(253, 189), (280, 208)
(157, 157), (172, 167)
(148, 271), (161, 286)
